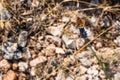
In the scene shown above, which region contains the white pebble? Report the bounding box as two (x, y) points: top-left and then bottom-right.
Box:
(18, 62), (28, 72)
(90, 16), (97, 23)
(87, 66), (99, 77)
(80, 58), (92, 67)
(62, 16), (70, 22)
(62, 34), (74, 47)
(114, 72), (120, 80)
(55, 47), (65, 54)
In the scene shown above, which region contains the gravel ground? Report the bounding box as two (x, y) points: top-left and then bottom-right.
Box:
(0, 0), (120, 80)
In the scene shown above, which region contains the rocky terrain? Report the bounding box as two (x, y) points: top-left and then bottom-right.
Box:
(0, 0), (120, 80)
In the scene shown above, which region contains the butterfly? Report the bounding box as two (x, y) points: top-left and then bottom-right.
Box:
(77, 17), (87, 38)
(77, 17), (85, 27)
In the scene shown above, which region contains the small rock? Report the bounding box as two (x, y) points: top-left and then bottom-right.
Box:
(2, 41), (17, 53)
(30, 56), (47, 67)
(22, 47), (31, 59)
(0, 59), (10, 71)
(93, 76), (100, 80)
(62, 34), (73, 46)
(68, 41), (76, 49)
(75, 77), (83, 80)
(85, 28), (94, 40)
(98, 48), (114, 58)
(100, 16), (111, 28)
(18, 62), (28, 72)
(96, 42), (102, 49)
(90, 57), (98, 64)
(27, 18), (32, 22)
(62, 34), (76, 49)
(76, 38), (85, 49)
(2, 70), (16, 80)
(114, 36), (120, 47)
(31, 0), (39, 7)
(79, 66), (87, 74)
(55, 70), (65, 80)
(114, 72), (120, 80)
(55, 47), (65, 54)
(0, 9), (11, 21)
(18, 73), (26, 80)
(62, 16), (70, 22)
(47, 24), (64, 36)
(116, 20), (120, 24)
(50, 60), (57, 66)
(87, 66), (99, 77)
(40, 14), (46, 21)
(65, 49), (73, 55)
(114, 48), (120, 55)
(79, 75), (87, 80)
(63, 55), (75, 66)
(90, 16), (97, 23)
(45, 44), (55, 56)
(76, 51), (92, 59)
(13, 49), (23, 59)
(3, 53), (13, 60)
(80, 58), (92, 67)
(30, 67), (36, 76)
(79, 74), (92, 80)
(69, 25), (79, 34)
(45, 35), (61, 46)
(18, 31), (28, 47)
(36, 42), (42, 50)
(4, 49), (22, 60)
(2, 40), (23, 60)
(99, 70), (106, 79)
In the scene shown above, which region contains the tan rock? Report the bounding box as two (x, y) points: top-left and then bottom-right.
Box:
(45, 44), (55, 56)
(63, 56), (75, 66)
(98, 48), (115, 58)
(18, 73), (26, 80)
(0, 59), (11, 72)
(75, 77), (82, 80)
(30, 56), (47, 67)
(2, 70), (16, 80)
(79, 66), (87, 74)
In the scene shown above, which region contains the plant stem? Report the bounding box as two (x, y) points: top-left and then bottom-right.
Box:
(89, 45), (111, 80)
